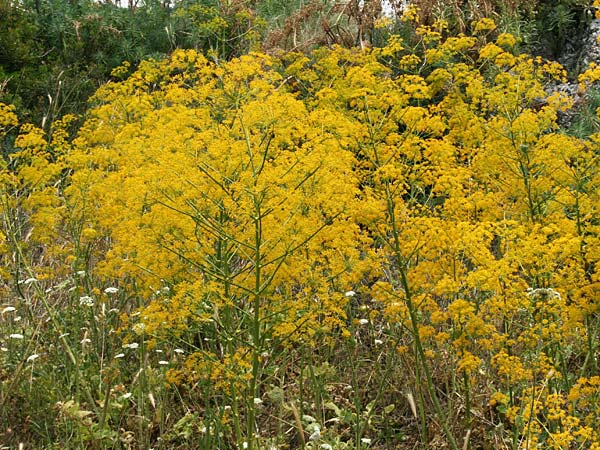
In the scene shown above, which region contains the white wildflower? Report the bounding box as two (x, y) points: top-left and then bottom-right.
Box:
(345, 290), (356, 297)
(104, 287), (119, 294)
(123, 342), (139, 349)
(1, 306), (16, 314)
(320, 445), (333, 450)
(309, 430), (321, 441)
(253, 397), (263, 405)
(358, 318), (369, 325)
(23, 278), (38, 285)
(158, 360), (169, 365)
(76, 270), (86, 276)
(526, 287), (561, 300)
(308, 424), (321, 441)
(374, 339), (383, 345)
(121, 392), (132, 400)
(114, 353), (125, 359)
(26, 354), (39, 362)
(79, 296), (94, 307)
(9, 334), (24, 339)
(361, 438), (372, 445)
(174, 348), (184, 354)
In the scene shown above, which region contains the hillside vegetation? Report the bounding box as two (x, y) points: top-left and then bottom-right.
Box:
(2, 1), (600, 449)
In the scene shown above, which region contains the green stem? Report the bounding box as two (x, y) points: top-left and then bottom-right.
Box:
(247, 194), (263, 450)
(463, 371), (471, 439)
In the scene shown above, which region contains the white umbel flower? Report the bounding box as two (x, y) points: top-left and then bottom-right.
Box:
(79, 296), (94, 307)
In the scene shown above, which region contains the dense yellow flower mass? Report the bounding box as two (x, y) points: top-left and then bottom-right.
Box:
(3, 17), (600, 449)
(67, 50), (369, 340)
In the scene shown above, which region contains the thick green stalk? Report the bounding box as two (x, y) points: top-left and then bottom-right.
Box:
(247, 196), (263, 450)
